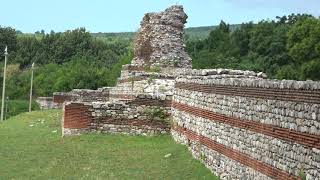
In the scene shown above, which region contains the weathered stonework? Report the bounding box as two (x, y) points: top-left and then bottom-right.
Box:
(36, 97), (60, 110)
(62, 95), (171, 136)
(132, 5), (192, 68)
(171, 75), (320, 179)
(53, 87), (110, 105)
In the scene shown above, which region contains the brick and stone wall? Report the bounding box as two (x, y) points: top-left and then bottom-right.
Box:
(53, 87), (110, 105)
(62, 95), (172, 136)
(59, 5), (320, 179)
(53, 92), (74, 104)
(171, 75), (320, 179)
(62, 102), (92, 135)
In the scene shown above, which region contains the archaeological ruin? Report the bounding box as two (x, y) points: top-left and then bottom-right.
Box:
(51, 5), (320, 180)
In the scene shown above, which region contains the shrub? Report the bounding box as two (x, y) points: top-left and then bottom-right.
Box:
(144, 107), (168, 122)
(5, 99), (40, 119)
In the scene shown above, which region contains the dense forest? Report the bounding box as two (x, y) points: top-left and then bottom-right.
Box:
(0, 27), (132, 100)
(0, 13), (319, 103)
(187, 14), (320, 80)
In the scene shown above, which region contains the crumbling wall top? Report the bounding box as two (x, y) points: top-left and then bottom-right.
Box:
(132, 5), (192, 68)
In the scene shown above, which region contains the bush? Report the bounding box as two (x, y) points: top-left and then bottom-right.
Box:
(5, 99), (39, 119)
(144, 107), (169, 122)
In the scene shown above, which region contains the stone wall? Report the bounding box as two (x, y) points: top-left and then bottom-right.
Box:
(36, 97), (60, 110)
(53, 87), (110, 105)
(62, 94), (172, 136)
(171, 74), (320, 179)
(58, 5), (320, 179)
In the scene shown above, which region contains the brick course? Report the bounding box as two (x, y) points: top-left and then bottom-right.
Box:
(53, 94), (73, 104)
(63, 103), (92, 129)
(63, 96), (171, 136)
(173, 126), (299, 180)
(172, 102), (320, 149)
(175, 82), (320, 104)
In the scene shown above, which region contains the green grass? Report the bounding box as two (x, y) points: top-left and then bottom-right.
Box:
(0, 110), (217, 179)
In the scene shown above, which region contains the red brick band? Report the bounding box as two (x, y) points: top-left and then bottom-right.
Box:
(53, 94), (73, 103)
(175, 82), (320, 104)
(173, 126), (298, 180)
(172, 102), (320, 149)
(64, 103), (92, 129)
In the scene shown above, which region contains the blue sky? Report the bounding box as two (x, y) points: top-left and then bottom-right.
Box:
(0, 0), (319, 33)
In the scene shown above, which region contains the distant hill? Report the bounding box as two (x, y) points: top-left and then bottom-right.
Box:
(185, 26), (216, 40)
(18, 25), (241, 42)
(91, 24), (241, 42)
(90, 26), (216, 42)
(185, 24), (240, 40)
(91, 32), (134, 43)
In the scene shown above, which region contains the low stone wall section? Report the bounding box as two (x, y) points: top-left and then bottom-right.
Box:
(53, 87), (110, 105)
(36, 97), (60, 109)
(62, 94), (172, 136)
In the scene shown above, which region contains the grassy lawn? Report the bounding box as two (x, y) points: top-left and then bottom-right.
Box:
(0, 110), (217, 180)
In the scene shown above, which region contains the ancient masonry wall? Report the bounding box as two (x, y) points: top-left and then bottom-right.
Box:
(53, 87), (110, 105)
(57, 5), (320, 179)
(132, 5), (192, 68)
(36, 97), (60, 110)
(62, 95), (172, 136)
(109, 64), (177, 101)
(171, 75), (320, 179)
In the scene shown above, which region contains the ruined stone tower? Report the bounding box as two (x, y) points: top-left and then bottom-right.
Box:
(132, 5), (192, 68)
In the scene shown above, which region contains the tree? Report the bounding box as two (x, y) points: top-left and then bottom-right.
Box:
(0, 26), (17, 53)
(186, 14), (320, 80)
(232, 22), (254, 56)
(287, 17), (320, 63)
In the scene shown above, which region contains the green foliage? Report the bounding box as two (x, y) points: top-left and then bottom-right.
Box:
(0, 26), (17, 53)
(0, 26), (133, 100)
(144, 107), (169, 122)
(200, 153), (206, 162)
(12, 28), (130, 68)
(276, 64), (299, 80)
(5, 100), (40, 119)
(300, 59), (320, 80)
(298, 169), (307, 180)
(147, 74), (157, 85)
(187, 14), (320, 80)
(144, 65), (161, 73)
(5, 53), (132, 99)
(287, 16), (320, 63)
